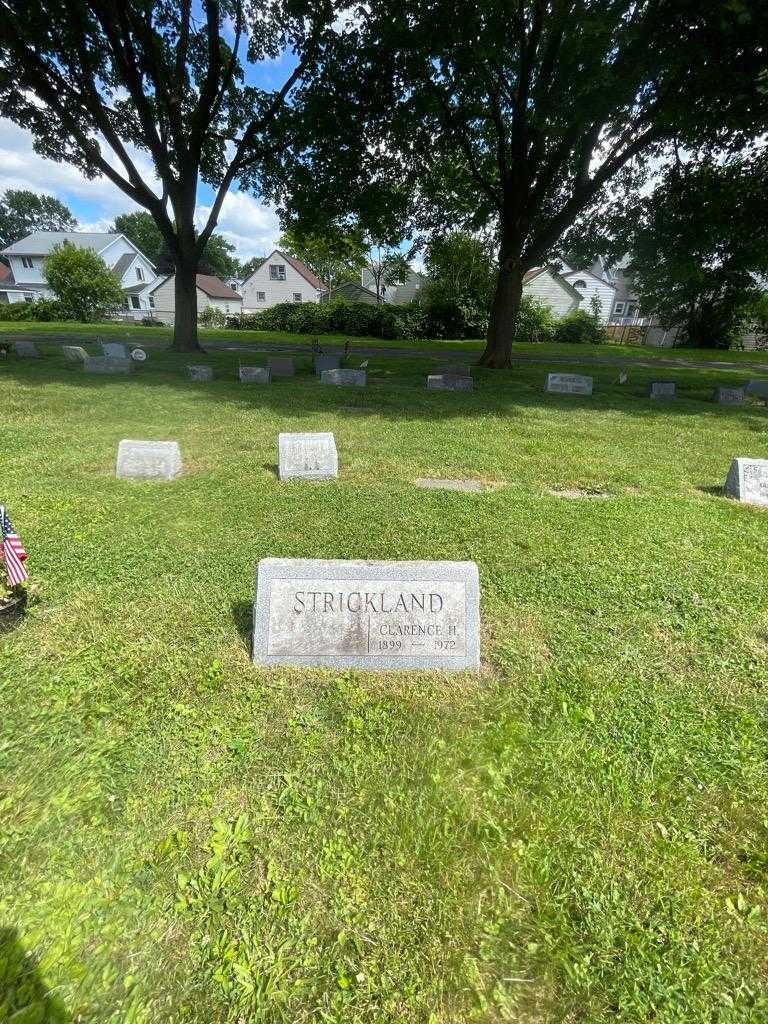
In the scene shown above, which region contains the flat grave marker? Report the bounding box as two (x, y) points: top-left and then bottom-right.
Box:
(239, 365), (271, 384)
(278, 432), (338, 481)
(268, 356), (296, 377)
(84, 356), (133, 375)
(116, 440), (183, 481)
(252, 558), (480, 672)
(724, 458), (768, 508)
(427, 374), (473, 392)
(62, 345), (89, 363)
(187, 364), (214, 382)
(14, 340), (40, 358)
(714, 386), (744, 404)
(649, 380), (676, 400)
(315, 354), (341, 376)
(321, 368), (367, 387)
(545, 372), (593, 395)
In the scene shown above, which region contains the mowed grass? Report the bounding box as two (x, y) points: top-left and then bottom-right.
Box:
(2, 343), (768, 1023)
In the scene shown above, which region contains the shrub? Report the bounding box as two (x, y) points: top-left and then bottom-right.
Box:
(44, 241), (124, 321)
(0, 302), (34, 321)
(554, 308), (606, 345)
(0, 298), (73, 322)
(198, 306), (227, 328)
(516, 296), (556, 343)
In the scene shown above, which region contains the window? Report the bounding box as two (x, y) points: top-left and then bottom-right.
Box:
(130, 295), (141, 309)
(136, 266), (144, 281)
(148, 296), (155, 308)
(574, 279), (587, 289)
(256, 290), (266, 302)
(23, 293), (34, 303)
(21, 256), (33, 269)
(614, 301), (625, 315)
(293, 292), (302, 303)
(269, 264), (286, 281)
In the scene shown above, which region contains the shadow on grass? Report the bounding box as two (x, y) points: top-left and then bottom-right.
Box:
(2, 347), (768, 429)
(0, 927), (70, 1022)
(697, 484), (726, 497)
(231, 601), (253, 655)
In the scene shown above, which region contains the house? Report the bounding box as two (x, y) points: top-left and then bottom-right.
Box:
(361, 267), (426, 304)
(602, 258), (643, 322)
(0, 231), (158, 317)
(557, 261), (617, 323)
(522, 267), (583, 316)
(240, 249), (323, 310)
(321, 281), (379, 304)
(147, 273), (243, 324)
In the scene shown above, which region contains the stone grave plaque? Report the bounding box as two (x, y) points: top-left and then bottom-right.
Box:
(649, 380), (676, 400)
(239, 365), (271, 384)
(268, 356), (295, 377)
(252, 558), (480, 672)
(187, 364), (214, 381)
(116, 440), (183, 481)
(427, 374), (473, 391)
(545, 373), (593, 395)
(745, 380), (768, 402)
(14, 340), (40, 358)
(321, 368), (367, 387)
(62, 345), (88, 363)
(278, 432), (338, 480)
(724, 458), (768, 507)
(714, 386), (744, 404)
(101, 341), (130, 360)
(315, 354), (341, 376)
(84, 356), (133, 375)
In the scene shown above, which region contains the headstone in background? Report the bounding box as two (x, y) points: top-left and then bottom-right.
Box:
(618, 371), (629, 384)
(724, 458), (768, 507)
(315, 354), (341, 376)
(427, 374), (473, 391)
(239, 365), (271, 384)
(84, 357), (133, 375)
(268, 356), (295, 377)
(101, 341), (130, 360)
(130, 348), (148, 362)
(649, 380), (676, 400)
(321, 368), (367, 387)
(14, 340), (41, 358)
(116, 440), (183, 481)
(745, 379), (768, 403)
(187, 364), (214, 381)
(62, 345), (89, 363)
(545, 373), (593, 395)
(416, 479), (486, 492)
(278, 432), (338, 481)
(714, 386), (744, 404)
(252, 558), (481, 672)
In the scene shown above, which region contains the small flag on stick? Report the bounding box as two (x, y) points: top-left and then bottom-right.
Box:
(0, 505), (28, 585)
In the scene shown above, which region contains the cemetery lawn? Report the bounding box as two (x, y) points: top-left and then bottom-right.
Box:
(3, 344), (768, 1024)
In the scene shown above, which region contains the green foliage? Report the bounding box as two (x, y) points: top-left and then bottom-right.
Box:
(423, 231), (495, 335)
(515, 296), (557, 343)
(112, 211), (164, 266)
(43, 243), (124, 322)
(0, 302), (34, 322)
(0, 298), (76, 323)
(0, 189), (77, 248)
(554, 309), (606, 345)
(200, 235), (241, 280)
(236, 298), (463, 340)
(198, 306), (227, 329)
(278, 226), (367, 291)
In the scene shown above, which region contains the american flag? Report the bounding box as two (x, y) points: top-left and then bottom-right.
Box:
(0, 505), (28, 585)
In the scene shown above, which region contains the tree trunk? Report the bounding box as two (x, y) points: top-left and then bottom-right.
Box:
(172, 257), (200, 352)
(479, 251), (523, 368)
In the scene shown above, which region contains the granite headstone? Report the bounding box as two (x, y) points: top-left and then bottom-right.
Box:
(268, 356), (295, 377)
(278, 432), (338, 481)
(315, 354), (341, 376)
(649, 380), (676, 400)
(545, 373), (593, 395)
(14, 340), (40, 358)
(116, 440), (183, 481)
(62, 345), (89, 363)
(427, 374), (473, 391)
(84, 356), (133, 375)
(101, 341), (130, 360)
(321, 368), (367, 387)
(239, 365), (271, 384)
(713, 386), (744, 404)
(252, 558), (480, 672)
(724, 458), (768, 507)
(187, 364), (214, 381)
(745, 380), (768, 402)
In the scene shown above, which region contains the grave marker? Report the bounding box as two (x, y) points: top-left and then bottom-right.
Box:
(252, 558), (480, 672)
(544, 373), (593, 395)
(649, 380), (676, 400)
(14, 340), (40, 358)
(84, 357), (133, 375)
(116, 440), (183, 480)
(187, 364), (214, 381)
(713, 386), (744, 404)
(268, 356), (295, 377)
(278, 432), (338, 481)
(745, 380), (768, 403)
(315, 354), (341, 376)
(101, 341), (130, 360)
(724, 458), (768, 507)
(427, 374), (473, 391)
(62, 345), (89, 363)
(239, 365), (271, 384)
(321, 368), (367, 387)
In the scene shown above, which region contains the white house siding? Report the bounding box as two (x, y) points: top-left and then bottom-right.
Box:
(523, 269), (581, 316)
(148, 276), (242, 324)
(561, 271), (616, 324)
(5, 255), (51, 290)
(241, 253), (320, 310)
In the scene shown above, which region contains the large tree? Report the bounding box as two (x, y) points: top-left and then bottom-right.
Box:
(278, 225), (366, 292)
(282, 0), (768, 366)
(0, 1), (338, 351)
(0, 189), (77, 248)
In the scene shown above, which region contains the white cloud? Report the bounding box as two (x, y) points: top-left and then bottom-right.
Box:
(0, 118), (278, 260)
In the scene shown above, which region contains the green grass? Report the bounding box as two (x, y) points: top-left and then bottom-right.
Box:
(2, 318), (768, 365)
(2, 343), (768, 1023)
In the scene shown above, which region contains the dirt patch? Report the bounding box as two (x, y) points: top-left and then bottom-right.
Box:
(548, 487), (612, 499)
